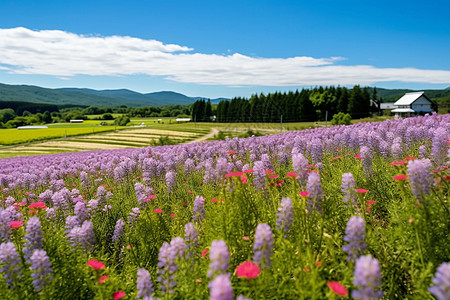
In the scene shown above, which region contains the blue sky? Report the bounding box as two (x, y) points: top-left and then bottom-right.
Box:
(0, 0), (449, 98)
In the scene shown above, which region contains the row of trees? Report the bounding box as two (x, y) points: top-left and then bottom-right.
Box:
(192, 86), (378, 123)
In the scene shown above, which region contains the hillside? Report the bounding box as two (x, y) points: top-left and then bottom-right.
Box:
(0, 83), (195, 107)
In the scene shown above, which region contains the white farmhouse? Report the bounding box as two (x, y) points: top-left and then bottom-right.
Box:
(391, 92), (435, 117)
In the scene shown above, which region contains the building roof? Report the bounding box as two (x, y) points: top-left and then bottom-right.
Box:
(391, 108), (415, 113)
(394, 91), (431, 106)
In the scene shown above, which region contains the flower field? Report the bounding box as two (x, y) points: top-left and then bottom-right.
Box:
(0, 114), (448, 300)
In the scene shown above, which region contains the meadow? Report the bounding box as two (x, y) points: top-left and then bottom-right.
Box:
(0, 114), (448, 300)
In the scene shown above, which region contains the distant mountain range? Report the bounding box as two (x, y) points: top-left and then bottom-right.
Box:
(0, 83), (448, 108)
(0, 83), (228, 107)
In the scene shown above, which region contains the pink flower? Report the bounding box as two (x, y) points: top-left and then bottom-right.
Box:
(29, 202), (47, 209)
(240, 176), (248, 184)
(405, 156), (417, 160)
(299, 191), (310, 197)
(286, 172), (299, 178)
(265, 170), (274, 174)
(227, 151), (236, 154)
(113, 290), (126, 300)
(244, 169), (254, 174)
(145, 195), (157, 202)
(170, 214), (175, 218)
(186, 190), (193, 194)
(354, 154), (361, 159)
(154, 209), (162, 213)
(236, 261), (261, 279)
(87, 260), (105, 270)
(355, 189), (368, 194)
(98, 275), (108, 284)
(212, 198), (223, 203)
(269, 174), (279, 179)
(225, 172), (244, 178)
(366, 200), (375, 206)
(10, 221), (23, 229)
(201, 248), (209, 258)
(393, 175), (408, 180)
(327, 281), (348, 297)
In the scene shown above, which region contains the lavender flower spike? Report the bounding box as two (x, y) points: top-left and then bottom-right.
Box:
(67, 220), (95, 251)
(276, 197), (294, 234)
(352, 255), (384, 300)
(30, 249), (53, 291)
(137, 268), (155, 300)
(407, 159), (433, 201)
(193, 195), (206, 222)
(429, 262), (450, 300)
(184, 222), (199, 247)
(112, 218), (125, 243)
(0, 242), (22, 288)
(306, 172), (323, 214)
(341, 173), (357, 208)
(253, 223), (274, 268)
(23, 216), (43, 261)
(208, 240), (230, 278)
(343, 216), (367, 261)
(209, 273), (233, 300)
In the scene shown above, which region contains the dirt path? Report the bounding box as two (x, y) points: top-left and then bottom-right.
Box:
(187, 128), (219, 144)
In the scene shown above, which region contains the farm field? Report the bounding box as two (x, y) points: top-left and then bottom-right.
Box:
(0, 114), (448, 299)
(0, 116), (392, 158)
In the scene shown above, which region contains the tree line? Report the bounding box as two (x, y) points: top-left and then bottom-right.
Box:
(192, 85), (378, 123)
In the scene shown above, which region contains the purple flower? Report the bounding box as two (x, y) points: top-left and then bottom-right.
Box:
(193, 195), (206, 222)
(137, 268), (154, 299)
(184, 158), (196, 175)
(360, 146), (372, 174)
(24, 216), (43, 260)
(30, 249), (53, 291)
(165, 170), (177, 192)
(65, 215), (80, 233)
(252, 161), (266, 189)
(306, 172), (323, 214)
(407, 159), (433, 201)
(208, 240), (230, 278)
(112, 218), (125, 243)
(67, 220), (95, 251)
(128, 207), (141, 224)
(431, 127), (448, 166)
(0, 242), (21, 287)
(276, 197), (294, 234)
(46, 208), (56, 221)
(352, 255), (383, 299)
(74, 201), (89, 224)
(169, 237), (187, 259)
(51, 187), (71, 211)
(157, 242), (178, 294)
(134, 183), (147, 206)
(253, 223), (274, 268)
(341, 173), (357, 208)
(184, 222), (198, 247)
(429, 262), (450, 300)
(309, 138), (323, 164)
(292, 153), (309, 185)
(80, 170), (90, 187)
(343, 216), (367, 261)
(209, 274), (233, 300)
(418, 145), (428, 159)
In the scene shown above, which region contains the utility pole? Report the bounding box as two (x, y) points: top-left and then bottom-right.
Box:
(325, 111), (328, 127)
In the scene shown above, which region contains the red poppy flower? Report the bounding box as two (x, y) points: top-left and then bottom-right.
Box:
(10, 221), (23, 229)
(393, 175), (408, 180)
(327, 281), (348, 297)
(355, 189), (368, 194)
(98, 275), (108, 284)
(236, 261), (261, 279)
(87, 260), (105, 270)
(113, 290), (126, 300)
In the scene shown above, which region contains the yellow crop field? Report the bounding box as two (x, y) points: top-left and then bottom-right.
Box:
(0, 127), (117, 145)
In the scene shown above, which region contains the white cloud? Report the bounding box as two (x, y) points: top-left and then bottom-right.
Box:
(0, 27), (449, 86)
